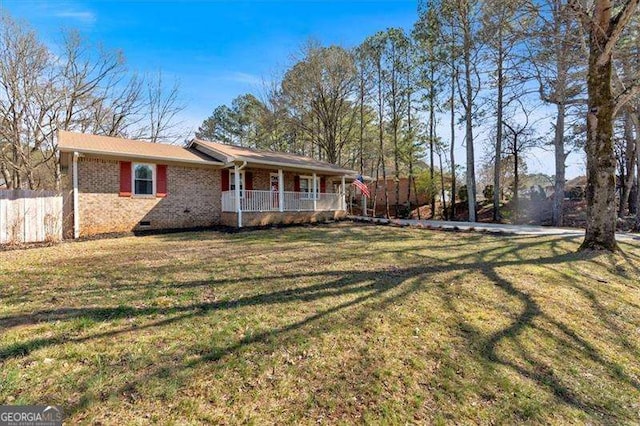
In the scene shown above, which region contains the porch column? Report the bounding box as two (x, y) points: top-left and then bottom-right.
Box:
(278, 169), (284, 212)
(234, 164), (242, 228)
(312, 172), (317, 211)
(341, 176), (346, 211)
(72, 152), (80, 238)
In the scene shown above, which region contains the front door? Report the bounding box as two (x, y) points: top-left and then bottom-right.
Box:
(270, 174), (279, 210)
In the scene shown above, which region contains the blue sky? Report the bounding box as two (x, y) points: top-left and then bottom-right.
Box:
(2, 0), (417, 132)
(1, 0), (583, 178)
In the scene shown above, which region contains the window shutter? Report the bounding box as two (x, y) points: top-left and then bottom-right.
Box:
(320, 177), (326, 193)
(245, 171), (253, 191)
(221, 169), (229, 191)
(119, 161), (132, 197)
(294, 175), (300, 192)
(156, 165), (167, 198)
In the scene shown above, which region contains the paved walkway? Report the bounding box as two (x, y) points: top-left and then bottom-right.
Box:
(348, 215), (640, 242)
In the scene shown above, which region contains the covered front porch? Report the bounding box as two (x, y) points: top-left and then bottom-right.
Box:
(222, 190), (344, 212)
(220, 165), (349, 227)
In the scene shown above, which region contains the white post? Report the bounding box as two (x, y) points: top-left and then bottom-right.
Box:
(312, 172), (317, 211)
(362, 195), (367, 216)
(72, 152), (80, 238)
(341, 176), (346, 211)
(278, 169), (284, 212)
(234, 165), (242, 228)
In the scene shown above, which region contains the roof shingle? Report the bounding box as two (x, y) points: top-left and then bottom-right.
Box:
(192, 138), (356, 175)
(57, 131), (221, 165)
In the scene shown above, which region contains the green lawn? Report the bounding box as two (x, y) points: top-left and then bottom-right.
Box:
(1, 223), (639, 424)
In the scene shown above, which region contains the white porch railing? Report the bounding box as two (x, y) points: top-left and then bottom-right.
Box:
(222, 190), (344, 212)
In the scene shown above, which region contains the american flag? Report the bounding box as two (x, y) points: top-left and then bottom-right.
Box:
(352, 175), (371, 197)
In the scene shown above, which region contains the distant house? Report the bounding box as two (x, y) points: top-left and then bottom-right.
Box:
(58, 131), (357, 237)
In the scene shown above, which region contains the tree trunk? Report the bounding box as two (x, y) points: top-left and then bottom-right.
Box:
(450, 65), (457, 221)
(429, 66), (436, 219)
(553, 103), (567, 226)
(513, 150), (519, 224)
(393, 83), (400, 219)
(635, 116), (640, 230)
(373, 155), (381, 217)
(619, 113), (636, 217)
(439, 151), (447, 218)
(359, 72), (365, 175)
(377, 62), (390, 219)
(462, 10), (477, 222)
(407, 80), (414, 215)
(493, 28), (504, 222)
(413, 176), (421, 220)
(0, 161), (12, 190)
(580, 6), (618, 251)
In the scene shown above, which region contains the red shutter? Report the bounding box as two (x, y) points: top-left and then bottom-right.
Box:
(320, 177), (326, 193)
(245, 171), (253, 191)
(294, 175), (300, 192)
(221, 169), (229, 191)
(119, 161), (132, 197)
(156, 165), (167, 198)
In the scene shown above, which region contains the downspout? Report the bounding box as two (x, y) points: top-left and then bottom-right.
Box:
(235, 161), (247, 228)
(72, 152), (80, 239)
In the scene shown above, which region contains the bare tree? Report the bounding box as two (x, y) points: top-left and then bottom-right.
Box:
(141, 71), (184, 143)
(482, 0), (532, 222)
(502, 102), (541, 222)
(281, 43), (358, 164)
(451, 0), (483, 222)
(0, 13), (186, 190)
(530, 0), (586, 227)
(0, 14), (51, 189)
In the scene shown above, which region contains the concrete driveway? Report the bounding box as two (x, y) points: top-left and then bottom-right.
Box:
(348, 216), (640, 243)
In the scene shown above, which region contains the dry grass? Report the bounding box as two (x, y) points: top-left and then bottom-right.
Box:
(1, 222), (639, 424)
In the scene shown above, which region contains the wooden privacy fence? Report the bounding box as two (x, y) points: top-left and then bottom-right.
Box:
(0, 189), (64, 244)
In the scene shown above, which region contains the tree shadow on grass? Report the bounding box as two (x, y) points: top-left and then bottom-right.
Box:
(432, 249), (640, 422)
(2, 229), (640, 422)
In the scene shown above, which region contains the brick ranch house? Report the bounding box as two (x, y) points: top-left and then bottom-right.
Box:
(58, 131), (359, 237)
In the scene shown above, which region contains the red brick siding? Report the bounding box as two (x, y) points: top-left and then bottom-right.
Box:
(76, 157), (220, 236)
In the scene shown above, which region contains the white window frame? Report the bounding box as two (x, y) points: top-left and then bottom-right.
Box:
(299, 175), (320, 200)
(132, 163), (156, 196)
(230, 170), (245, 198)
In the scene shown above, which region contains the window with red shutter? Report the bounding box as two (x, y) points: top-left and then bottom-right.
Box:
(320, 177), (326, 193)
(294, 175), (300, 192)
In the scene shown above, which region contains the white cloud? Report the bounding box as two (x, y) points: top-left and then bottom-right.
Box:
(54, 10), (96, 24)
(226, 72), (262, 86)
